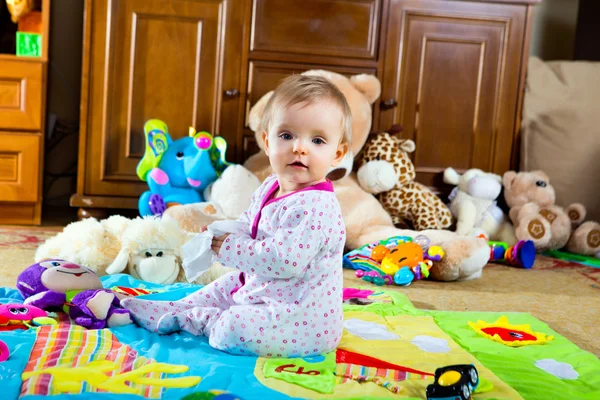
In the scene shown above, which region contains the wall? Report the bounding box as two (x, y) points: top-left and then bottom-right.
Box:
(529, 0), (580, 60)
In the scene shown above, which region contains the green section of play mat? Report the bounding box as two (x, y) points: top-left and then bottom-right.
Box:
(343, 287), (600, 400)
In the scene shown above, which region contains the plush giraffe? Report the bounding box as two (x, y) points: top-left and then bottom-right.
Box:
(355, 127), (453, 230)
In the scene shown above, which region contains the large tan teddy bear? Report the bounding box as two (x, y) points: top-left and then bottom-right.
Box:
(166, 70), (490, 281)
(355, 126), (453, 230)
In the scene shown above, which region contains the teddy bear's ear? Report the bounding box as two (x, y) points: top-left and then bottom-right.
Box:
(532, 170), (549, 182)
(350, 74), (381, 105)
(443, 167), (461, 185)
(248, 91), (274, 133)
(398, 139), (416, 153)
(503, 171), (517, 189)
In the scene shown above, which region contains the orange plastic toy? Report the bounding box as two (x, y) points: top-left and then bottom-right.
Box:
(380, 242), (424, 275)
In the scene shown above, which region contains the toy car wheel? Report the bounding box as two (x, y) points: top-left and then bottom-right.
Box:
(468, 367), (478, 386)
(461, 384), (470, 400)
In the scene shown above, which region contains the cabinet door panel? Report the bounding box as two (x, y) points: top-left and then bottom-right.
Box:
(84, 0), (244, 197)
(380, 0), (526, 191)
(0, 61), (43, 131)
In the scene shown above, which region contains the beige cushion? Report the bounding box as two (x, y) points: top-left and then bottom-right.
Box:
(521, 56), (600, 222)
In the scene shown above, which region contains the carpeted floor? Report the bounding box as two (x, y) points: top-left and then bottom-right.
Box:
(1, 226), (599, 357)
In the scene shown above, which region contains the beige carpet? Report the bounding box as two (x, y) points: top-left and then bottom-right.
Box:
(2, 226), (599, 357)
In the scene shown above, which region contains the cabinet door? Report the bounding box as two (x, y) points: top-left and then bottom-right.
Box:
(242, 61), (377, 160)
(83, 0), (245, 197)
(379, 0), (526, 192)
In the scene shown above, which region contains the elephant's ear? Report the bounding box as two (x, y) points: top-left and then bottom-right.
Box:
(210, 136), (232, 176)
(136, 119), (172, 181)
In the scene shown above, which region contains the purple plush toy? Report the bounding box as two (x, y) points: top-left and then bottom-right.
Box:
(16, 259), (132, 329)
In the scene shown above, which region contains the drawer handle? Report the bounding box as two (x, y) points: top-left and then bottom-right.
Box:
(381, 98), (398, 110)
(224, 88), (240, 98)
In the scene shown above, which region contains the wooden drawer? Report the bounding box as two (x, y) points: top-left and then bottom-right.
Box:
(251, 0), (380, 59)
(0, 60), (43, 131)
(0, 131), (41, 203)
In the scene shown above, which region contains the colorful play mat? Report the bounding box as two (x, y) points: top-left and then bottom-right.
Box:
(0, 275), (598, 399)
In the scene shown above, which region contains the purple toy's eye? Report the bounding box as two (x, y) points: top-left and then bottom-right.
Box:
(40, 260), (65, 269)
(8, 307), (19, 315)
(193, 132), (212, 150)
(18, 307), (28, 314)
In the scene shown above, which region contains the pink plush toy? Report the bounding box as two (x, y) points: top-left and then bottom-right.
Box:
(0, 303), (55, 331)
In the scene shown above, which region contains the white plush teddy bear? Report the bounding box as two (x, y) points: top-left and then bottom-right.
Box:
(443, 168), (509, 240)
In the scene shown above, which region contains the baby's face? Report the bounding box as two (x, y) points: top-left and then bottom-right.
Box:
(262, 100), (348, 192)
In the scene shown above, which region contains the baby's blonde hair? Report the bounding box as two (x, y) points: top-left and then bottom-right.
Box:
(259, 74), (352, 145)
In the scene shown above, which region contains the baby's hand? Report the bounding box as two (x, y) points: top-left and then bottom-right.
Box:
(199, 226), (208, 233)
(212, 234), (230, 254)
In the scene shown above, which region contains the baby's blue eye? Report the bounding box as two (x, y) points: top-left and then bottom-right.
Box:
(312, 138), (325, 145)
(280, 133), (293, 140)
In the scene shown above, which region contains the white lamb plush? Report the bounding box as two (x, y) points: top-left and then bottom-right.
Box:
(35, 216), (189, 285)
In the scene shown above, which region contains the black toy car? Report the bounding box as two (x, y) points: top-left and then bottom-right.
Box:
(426, 364), (479, 400)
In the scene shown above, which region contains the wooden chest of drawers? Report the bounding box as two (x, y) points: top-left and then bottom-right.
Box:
(0, 0), (49, 225)
(72, 0), (540, 218)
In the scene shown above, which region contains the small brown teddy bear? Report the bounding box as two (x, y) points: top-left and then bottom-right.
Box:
(503, 170), (586, 251)
(355, 125), (453, 230)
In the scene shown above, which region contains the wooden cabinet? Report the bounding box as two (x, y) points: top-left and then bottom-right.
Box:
(73, 0), (539, 216)
(0, 0), (50, 225)
(380, 0), (532, 192)
(72, 0), (246, 212)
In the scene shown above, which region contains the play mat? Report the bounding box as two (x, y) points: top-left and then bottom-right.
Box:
(1, 275), (598, 400)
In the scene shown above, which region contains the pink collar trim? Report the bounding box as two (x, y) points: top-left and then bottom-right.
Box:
(250, 179), (334, 239)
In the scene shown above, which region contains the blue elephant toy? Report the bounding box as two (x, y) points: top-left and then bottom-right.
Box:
(136, 119), (231, 216)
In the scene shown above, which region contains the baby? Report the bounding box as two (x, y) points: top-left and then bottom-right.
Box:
(122, 74), (351, 358)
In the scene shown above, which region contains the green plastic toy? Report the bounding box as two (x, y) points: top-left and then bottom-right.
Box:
(16, 32), (42, 57)
(543, 249), (600, 268)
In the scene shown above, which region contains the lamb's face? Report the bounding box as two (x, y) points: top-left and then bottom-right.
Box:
(129, 249), (180, 284)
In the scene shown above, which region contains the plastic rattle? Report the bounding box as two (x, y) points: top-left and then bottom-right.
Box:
(189, 127), (213, 151)
(371, 245), (390, 262)
(393, 267), (414, 286)
(380, 242), (424, 275)
(489, 240), (536, 269)
(0, 340), (9, 362)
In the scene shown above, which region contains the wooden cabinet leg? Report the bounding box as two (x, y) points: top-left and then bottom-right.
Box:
(77, 208), (108, 221)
